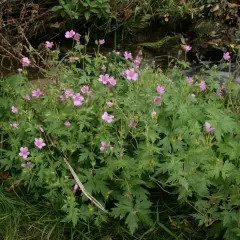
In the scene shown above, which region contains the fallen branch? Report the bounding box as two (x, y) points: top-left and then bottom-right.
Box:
(63, 157), (108, 213)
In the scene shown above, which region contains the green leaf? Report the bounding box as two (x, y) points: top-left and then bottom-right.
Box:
(222, 161), (235, 180)
(84, 11), (91, 20)
(126, 212), (139, 234)
(51, 6), (63, 12)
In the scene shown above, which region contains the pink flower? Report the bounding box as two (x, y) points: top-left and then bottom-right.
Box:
(73, 93), (84, 106)
(199, 81), (206, 91)
(73, 184), (79, 192)
(99, 74), (110, 84)
(99, 74), (116, 86)
(18, 68), (23, 73)
(10, 122), (19, 128)
(100, 141), (109, 152)
(45, 41), (54, 48)
(64, 121), (71, 127)
(102, 112), (114, 123)
(156, 85), (165, 94)
(223, 52), (230, 60)
(205, 121), (215, 132)
(151, 111), (157, 117)
(65, 30), (76, 38)
(187, 77), (193, 84)
(106, 101), (113, 107)
(129, 120), (137, 128)
(124, 51), (132, 60)
(99, 39), (105, 45)
(64, 89), (74, 99)
(19, 147), (30, 159)
(101, 65), (106, 71)
(21, 57), (30, 67)
(73, 33), (81, 41)
(25, 94), (31, 101)
(80, 85), (90, 94)
(11, 106), (18, 113)
(32, 89), (44, 98)
(184, 45), (192, 52)
(153, 96), (162, 105)
(133, 56), (142, 68)
(34, 138), (46, 149)
(108, 77), (116, 86)
(124, 68), (138, 81)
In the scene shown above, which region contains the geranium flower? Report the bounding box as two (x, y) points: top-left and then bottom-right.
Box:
(153, 96), (162, 105)
(80, 85), (90, 94)
(106, 101), (113, 107)
(32, 89), (44, 98)
(25, 94), (31, 101)
(156, 85), (165, 94)
(133, 56), (142, 68)
(73, 33), (81, 41)
(102, 112), (114, 123)
(205, 122), (215, 132)
(199, 81), (206, 91)
(45, 41), (54, 48)
(73, 184), (79, 192)
(73, 93), (84, 106)
(124, 68), (138, 81)
(99, 39), (105, 45)
(99, 74), (116, 86)
(21, 57), (30, 67)
(34, 138), (46, 149)
(64, 121), (71, 127)
(100, 141), (109, 152)
(187, 77), (193, 84)
(124, 51), (132, 60)
(65, 30), (76, 38)
(19, 147), (30, 159)
(11, 106), (18, 113)
(184, 45), (192, 51)
(10, 122), (19, 128)
(223, 52), (230, 60)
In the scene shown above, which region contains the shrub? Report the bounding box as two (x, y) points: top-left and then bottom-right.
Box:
(1, 32), (240, 239)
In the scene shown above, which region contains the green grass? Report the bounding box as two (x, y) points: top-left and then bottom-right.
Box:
(0, 184), (208, 240)
(0, 187), (67, 240)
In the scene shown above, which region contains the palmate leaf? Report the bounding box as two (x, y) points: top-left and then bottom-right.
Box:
(61, 199), (80, 226)
(111, 197), (152, 234)
(221, 161), (235, 180)
(205, 107), (240, 140)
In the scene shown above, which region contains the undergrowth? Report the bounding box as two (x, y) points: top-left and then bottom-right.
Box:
(1, 31), (240, 240)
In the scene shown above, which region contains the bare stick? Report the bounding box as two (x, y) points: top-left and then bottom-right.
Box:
(63, 157), (108, 213)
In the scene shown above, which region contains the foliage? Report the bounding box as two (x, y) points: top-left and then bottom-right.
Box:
(1, 33), (240, 239)
(52, 0), (194, 33)
(52, 0), (111, 20)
